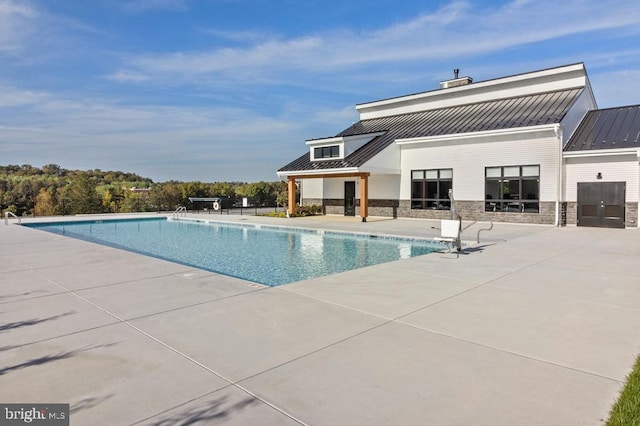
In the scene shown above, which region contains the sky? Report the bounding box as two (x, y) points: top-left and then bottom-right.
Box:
(1, 0), (640, 183)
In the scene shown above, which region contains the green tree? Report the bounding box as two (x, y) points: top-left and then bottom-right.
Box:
(150, 182), (182, 211)
(120, 190), (151, 212)
(275, 181), (289, 208)
(65, 174), (102, 214)
(12, 179), (39, 215)
(179, 181), (210, 204)
(239, 181), (278, 206)
(42, 164), (65, 176)
(211, 181), (237, 198)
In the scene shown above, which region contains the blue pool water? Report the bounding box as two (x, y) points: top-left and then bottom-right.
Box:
(26, 218), (441, 286)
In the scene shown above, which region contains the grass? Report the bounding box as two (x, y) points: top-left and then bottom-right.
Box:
(606, 353), (640, 425)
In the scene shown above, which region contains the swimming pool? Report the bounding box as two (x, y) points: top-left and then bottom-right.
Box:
(26, 217), (441, 286)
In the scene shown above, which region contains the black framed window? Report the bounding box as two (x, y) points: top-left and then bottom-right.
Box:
(411, 169), (452, 210)
(485, 165), (539, 213)
(313, 145), (340, 159)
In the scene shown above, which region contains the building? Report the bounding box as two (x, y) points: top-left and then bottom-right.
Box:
(277, 63), (640, 228)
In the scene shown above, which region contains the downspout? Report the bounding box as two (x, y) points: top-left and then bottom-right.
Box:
(448, 188), (456, 220)
(555, 124), (563, 227)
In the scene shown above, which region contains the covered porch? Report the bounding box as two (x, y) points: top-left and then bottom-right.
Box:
(284, 172), (371, 222)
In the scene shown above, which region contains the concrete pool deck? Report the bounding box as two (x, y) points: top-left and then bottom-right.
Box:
(1, 213), (639, 425)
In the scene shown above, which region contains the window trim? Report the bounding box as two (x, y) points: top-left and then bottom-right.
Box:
(313, 145), (340, 160)
(485, 165), (540, 213)
(411, 168), (453, 210)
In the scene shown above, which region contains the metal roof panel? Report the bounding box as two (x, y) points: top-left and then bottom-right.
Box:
(564, 105), (640, 152)
(280, 88), (584, 172)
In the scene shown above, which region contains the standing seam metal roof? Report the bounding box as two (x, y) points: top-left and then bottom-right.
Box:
(279, 88), (583, 172)
(564, 105), (640, 151)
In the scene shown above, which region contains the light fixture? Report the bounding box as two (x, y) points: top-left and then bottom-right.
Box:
(596, 172), (603, 180)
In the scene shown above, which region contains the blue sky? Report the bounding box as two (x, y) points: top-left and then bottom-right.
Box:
(2, 0), (640, 182)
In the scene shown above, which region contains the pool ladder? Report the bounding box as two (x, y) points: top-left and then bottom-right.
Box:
(173, 206), (187, 219)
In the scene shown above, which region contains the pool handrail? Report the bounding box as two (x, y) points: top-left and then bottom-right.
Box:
(4, 211), (21, 225)
(173, 206), (187, 219)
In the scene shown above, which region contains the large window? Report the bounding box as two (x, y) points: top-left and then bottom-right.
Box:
(411, 169), (453, 210)
(314, 145), (340, 159)
(485, 165), (539, 213)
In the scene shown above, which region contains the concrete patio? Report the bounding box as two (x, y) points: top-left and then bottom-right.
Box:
(1, 214), (639, 425)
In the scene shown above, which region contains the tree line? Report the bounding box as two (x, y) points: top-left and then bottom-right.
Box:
(0, 164), (289, 216)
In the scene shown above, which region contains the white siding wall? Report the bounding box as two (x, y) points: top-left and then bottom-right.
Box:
(358, 64), (587, 120)
(324, 178), (347, 198)
(301, 178), (324, 200)
(369, 175), (401, 199)
(301, 175), (400, 200)
(399, 130), (561, 201)
(564, 155), (640, 201)
(361, 143), (401, 174)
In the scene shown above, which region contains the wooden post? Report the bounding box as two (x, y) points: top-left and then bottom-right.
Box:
(287, 177), (296, 217)
(360, 174), (368, 222)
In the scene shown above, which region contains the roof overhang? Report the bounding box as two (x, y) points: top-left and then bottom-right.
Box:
(306, 136), (343, 146)
(395, 124), (560, 146)
(305, 131), (387, 146)
(277, 167), (369, 179)
(563, 147), (640, 158)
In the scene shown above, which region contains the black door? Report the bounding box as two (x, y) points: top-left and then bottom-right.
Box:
(344, 181), (356, 216)
(577, 182), (625, 228)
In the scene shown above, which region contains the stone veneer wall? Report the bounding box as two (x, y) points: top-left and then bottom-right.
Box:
(626, 202), (639, 228)
(304, 198), (559, 224)
(398, 200), (557, 224)
(565, 202), (577, 225)
(304, 198), (638, 227)
(303, 199), (400, 217)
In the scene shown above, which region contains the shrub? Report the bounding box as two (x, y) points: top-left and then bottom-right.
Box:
(292, 204), (322, 217)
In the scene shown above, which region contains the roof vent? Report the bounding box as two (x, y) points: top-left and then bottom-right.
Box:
(440, 69), (473, 89)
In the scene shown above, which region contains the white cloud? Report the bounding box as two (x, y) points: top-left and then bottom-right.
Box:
(104, 70), (150, 82)
(110, 0), (640, 86)
(0, 0), (37, 52)
(0, 85), (49, 107)
(0, 86), (321, 180)
(3, 0), (640, 181)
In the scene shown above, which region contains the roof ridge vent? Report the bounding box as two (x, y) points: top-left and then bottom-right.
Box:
(440, 68), (473, 89)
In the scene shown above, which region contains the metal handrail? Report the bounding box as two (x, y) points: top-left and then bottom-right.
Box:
(477, 220), (494, 243)
(4, 211), (21, 225)
(172, 206), (187, 219)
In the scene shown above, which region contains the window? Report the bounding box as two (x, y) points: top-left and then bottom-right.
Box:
(485, 165), (539, 213)
(411, 169), (452, 210)
(313, 145), (340, 159)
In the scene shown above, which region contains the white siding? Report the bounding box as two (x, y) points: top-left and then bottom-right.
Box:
(324, 178), (347, 198)
(361, 143), (401, 174)
(399, 130), (561, 201)
(369, 175), (401, 199)
(301, 175), (400, 200)
(358, 64), (587, 120)
(564, 155), (640, 202)
(301, 178), (323, 200)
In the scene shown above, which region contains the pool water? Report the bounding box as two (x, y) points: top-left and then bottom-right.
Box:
(27, 218), (440, 286)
